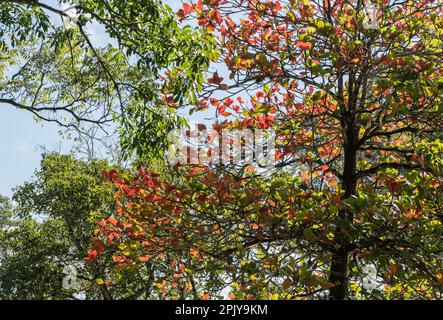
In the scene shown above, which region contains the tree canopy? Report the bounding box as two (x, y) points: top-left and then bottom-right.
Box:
(0, 0), (216, 154)
(0, 0), (441, 301)
(89, 0), (443, 300)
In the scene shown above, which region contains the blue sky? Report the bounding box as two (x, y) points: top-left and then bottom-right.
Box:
(0, 106), (74, 197)
(0, 1), (198, 198)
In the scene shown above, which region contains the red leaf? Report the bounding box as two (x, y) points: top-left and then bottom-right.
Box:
(224, 98), (234, 106)
(103, 169), (119, 181)
(87, 248), (98, 261)
(98, 219), (107, 227)
(390, 264), (398, 275)
(207, 72), (224, 85)
(183, 2), (193, 16)
(113, 255), (126, 263)
(95, 243), (105, 255)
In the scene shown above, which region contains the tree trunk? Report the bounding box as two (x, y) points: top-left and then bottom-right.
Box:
(99, 283), (113, 300)
(328, 248), (349, 299)
(328, 122), (358, 300)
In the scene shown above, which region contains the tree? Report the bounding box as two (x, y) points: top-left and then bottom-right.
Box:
(94, 0), (443, 300)
(0, 153), (155, 299)
(0, 211), (76, 299)
(0, 195), (13, 229)
(0, 0), (215, 154)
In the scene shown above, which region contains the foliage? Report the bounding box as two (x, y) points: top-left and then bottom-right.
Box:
(95, 161), (442, 299)
(0, 153), (154, 299)
(0, 0), (216, 156)
(92, 0), (443, 300)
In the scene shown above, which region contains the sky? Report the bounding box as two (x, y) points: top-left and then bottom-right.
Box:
(0, 2), (110, 198)
(0, 1), (202, 198)
(0, 106), (77, 197)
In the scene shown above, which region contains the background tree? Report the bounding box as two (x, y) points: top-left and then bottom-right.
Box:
(0, 153), (156, 299)
(96, 0), (443, 300)
(0, 195), (13, 230)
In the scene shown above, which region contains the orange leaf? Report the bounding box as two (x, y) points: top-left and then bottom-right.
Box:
(107, 216), (119, 226)
(320, 164), (329, 171)
(139, 255), (151, 263)
(190, 247), (199, 259)
(328, 180), (338, 187)
(296, 40), (312, 50)
(202, 293), (210, 300)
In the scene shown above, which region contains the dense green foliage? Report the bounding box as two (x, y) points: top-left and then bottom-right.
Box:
(0, 154), (154, 299)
